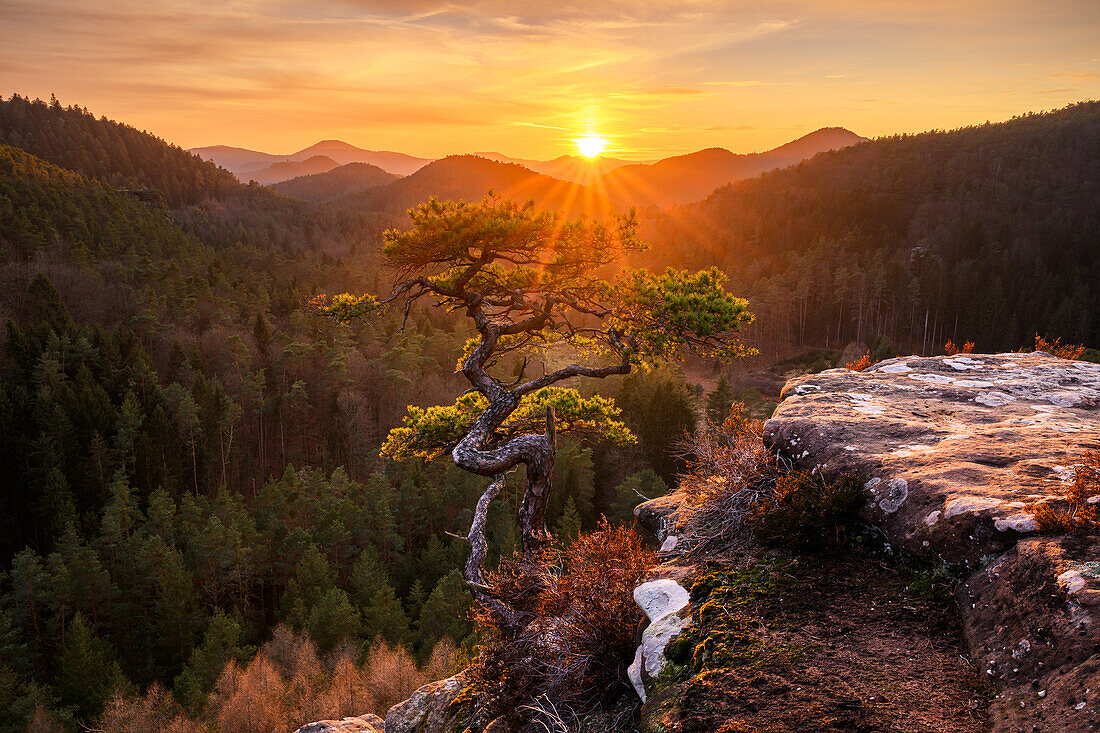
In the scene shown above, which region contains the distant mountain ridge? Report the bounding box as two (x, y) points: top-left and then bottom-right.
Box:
(193, 128), (864, 204)
(247, 155), (341, 185)
(338, 155), (614, 218)
(190, 141), (432, 181)
(470, 151), (645, 184)
(601, 127), (867, 207)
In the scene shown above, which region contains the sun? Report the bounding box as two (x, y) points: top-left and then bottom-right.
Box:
(575, 136), (608, 158)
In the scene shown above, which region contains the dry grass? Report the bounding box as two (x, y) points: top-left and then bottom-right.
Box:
(674, 405), (784, 553)
(675, 403), (864, 554)
(1036, 448), (1100, 534)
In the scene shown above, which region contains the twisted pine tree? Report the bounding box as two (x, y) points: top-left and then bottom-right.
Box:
(312, 196), (753, 632)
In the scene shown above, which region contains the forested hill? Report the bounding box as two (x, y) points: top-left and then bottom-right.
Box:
(0, 95), (237, 207)
(643, 101), (1100, 354)
(0, 94), (400, 258)
(271, 162), (400, 202)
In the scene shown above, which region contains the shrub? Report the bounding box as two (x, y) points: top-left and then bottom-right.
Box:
(1033, 334), (1086, 360)
(944, 339), (975, 355)
(752, 472), (864, 551)
(471, 521), (657, 730)
(846, 351), (872, 371)
(675, 404), (779, 552)
(676, 404), (864, 553)
(1036, 449), (1100, 534)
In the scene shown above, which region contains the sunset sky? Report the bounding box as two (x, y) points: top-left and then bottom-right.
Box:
(2, 0), (1098, 159)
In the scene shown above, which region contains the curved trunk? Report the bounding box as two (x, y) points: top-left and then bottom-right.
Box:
(451, 404), (556, 554)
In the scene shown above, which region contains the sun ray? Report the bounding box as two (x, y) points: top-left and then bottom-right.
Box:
(575, 136), (608, 158)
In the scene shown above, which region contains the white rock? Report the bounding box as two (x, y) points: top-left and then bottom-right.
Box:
(1057, 569), (1087, 594)
(878, 478), (909, 513)
(633, 579), (690, 623)
(639, 614), (692, 678)
(944, 496), (1004, 519)
(993, 514), (1038, 533)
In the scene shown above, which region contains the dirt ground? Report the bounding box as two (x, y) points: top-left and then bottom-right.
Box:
(645, 549), (991, 733)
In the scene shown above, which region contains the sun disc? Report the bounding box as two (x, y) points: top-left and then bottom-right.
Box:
(575, 136), (608, 158)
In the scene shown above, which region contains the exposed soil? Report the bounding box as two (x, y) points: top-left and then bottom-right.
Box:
(645, 549), (991, 733)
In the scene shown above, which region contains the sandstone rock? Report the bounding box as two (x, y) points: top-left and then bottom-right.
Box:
(766, 352), (1100, 733)
(634, 578), (690, 623)
(959, 537), (1100, 733)
(293, 714), (384, 733)
(634, 494), (682, 541)
(629, 566), (695, 703)
(385, 671), (468, 733)
(763, 352), (1100, 565)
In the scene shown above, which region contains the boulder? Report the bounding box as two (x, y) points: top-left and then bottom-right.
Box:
(293, 714), (384, 733)
(384, 671), (469, 733)
(763, 352), (1100, 566)
(634, 494), (682, 542)
(628, 564), (695, 703)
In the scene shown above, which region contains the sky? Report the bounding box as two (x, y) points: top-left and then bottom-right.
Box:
(1, 0), (1098, 160)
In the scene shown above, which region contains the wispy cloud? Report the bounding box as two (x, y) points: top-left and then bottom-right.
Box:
(0, 0), (1098, 157)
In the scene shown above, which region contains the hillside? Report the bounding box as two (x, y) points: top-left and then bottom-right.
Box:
(601, 127), (866, 207)
(270, 162), (400, 201)
(0, 100), (697, 733)
(642, 102), (1100, 355)
(339, 154), (616, 217)
(243, 154), (341, 185)
(0, 94), (237, 207)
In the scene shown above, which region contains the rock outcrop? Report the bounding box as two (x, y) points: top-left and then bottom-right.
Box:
(627, 565), (694, 702)
(293, 714), (384, 733)
(763, 352), (1100, 566)
(384, 671), (469, 733)
(960, 537), (1100, 732)
(764, 352), (1100, 733)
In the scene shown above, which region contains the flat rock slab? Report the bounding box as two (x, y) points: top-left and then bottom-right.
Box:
(293, 714), (384, 733)
(764, 352), (1100, 565)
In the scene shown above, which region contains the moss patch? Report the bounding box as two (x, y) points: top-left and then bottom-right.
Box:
(642, 550), (990, 733)
(666, 559), (804, 677)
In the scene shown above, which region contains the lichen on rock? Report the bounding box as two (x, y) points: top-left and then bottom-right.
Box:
(763, 351), (1100, 566)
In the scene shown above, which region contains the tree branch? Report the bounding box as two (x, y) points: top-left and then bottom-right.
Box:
(464, 474), (519, 634)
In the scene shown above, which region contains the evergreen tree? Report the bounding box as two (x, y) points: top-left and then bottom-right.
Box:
(416, 570), (473, 654)
(608, 469), (668, 524)
(553, 497), (582, 542)
(706, 376), (735, 423)
(55, 613), (127, 722)
(173, 610), (250, 713)
(350, 550), (411, 646)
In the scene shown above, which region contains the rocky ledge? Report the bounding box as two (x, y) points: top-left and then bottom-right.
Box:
(763, 351), (1100, 566)
(763, 352), (1099, 732)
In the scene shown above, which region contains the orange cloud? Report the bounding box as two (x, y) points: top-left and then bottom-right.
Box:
(0, 0), (1097, 158)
